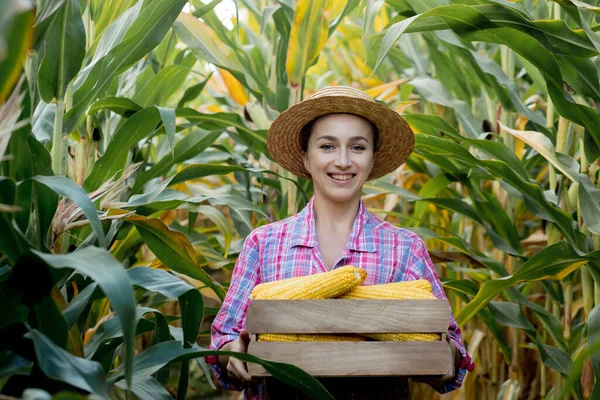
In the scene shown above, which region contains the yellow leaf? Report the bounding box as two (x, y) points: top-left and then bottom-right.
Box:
(206, 104), (224, 113)
(359, 77), (384, 87)
(396, 100), (418, 113)
(374, 4), (389, 32)
(108, 209), (199, 267)
(218, 69), (249, 106)
(364, 78), (410, 98)
(286, 0), (334, 87)
(352, 53), (372, 76)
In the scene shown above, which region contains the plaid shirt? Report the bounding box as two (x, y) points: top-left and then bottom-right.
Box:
(207, 197), (475, 398)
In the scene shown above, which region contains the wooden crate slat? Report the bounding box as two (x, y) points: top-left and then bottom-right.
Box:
(247, 299), (449, 334)
(248, 342), (450, 377)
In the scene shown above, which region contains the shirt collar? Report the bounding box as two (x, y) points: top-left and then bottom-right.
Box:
(289, 197), (376, 253)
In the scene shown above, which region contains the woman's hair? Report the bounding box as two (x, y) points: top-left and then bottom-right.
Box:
(300, 113), (380, 152)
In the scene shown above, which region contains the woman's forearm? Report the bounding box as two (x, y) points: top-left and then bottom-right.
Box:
(217, 341), (234, 369)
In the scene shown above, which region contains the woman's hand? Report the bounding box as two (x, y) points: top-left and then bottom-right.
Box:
(218, 329), (253, 385)
(412, 337), (460, 387)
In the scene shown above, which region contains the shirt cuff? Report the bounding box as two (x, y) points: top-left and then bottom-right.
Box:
(431, 337), (475, 394)
(204, 334), (245, 391)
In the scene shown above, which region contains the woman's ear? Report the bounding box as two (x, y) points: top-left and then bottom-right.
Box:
(302, 152), (310, 175)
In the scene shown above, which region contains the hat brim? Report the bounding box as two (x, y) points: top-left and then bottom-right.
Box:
(267, 96), (414, 180)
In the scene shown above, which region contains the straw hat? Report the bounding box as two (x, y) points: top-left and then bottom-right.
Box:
(267, 86), (414, 180)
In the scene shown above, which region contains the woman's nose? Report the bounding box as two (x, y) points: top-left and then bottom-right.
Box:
(334, 149), (351, 168)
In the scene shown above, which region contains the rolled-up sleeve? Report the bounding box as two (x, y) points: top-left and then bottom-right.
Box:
(205, 230), (261, 390)
(407, 235), (475, 393)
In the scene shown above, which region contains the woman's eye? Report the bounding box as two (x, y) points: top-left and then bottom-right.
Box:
(352, 145), (366, 151)
(320, 144), (334, 150)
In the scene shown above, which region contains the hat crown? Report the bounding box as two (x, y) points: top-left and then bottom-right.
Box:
(305, 86), (375, 103)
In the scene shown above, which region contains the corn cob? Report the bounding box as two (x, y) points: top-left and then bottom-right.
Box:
(251, 265), (367, 300)
(339, 279), (434, 299)
(339, 279), (440, 342)
(258, 333), (366, 342)
(364, 332), (440, 341)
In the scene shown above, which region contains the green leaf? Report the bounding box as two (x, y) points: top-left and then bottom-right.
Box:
(127, 267), (194, 299)
(32, 175), (106, 248)
(539, 345), (572, 375)
(0, 0), (34, 102)
(409, 77), (479, 139)
(177, 73), (211, 108)
(130, 129), (222, 194)
(178, 289), (204, 398)
(37, 0), (85, 102)
(373, 4), (600, 151)
(414, 174), (452, 221)
(63, 283), (98, 327)
(173, 12), (264, 101)
(110, 340), (334, 400)
(170, 164), (247, 186)
(84, 307), (166, 358)
(157, 106), (176, 157)
(194, 240), (231, 270)
(590, 305), (600, 378)
(176, 108), (267, 153)
(115, 376), (172, 400)
(457, 242), (600, 325)
(32, 101), (56, 144)
(84, 107), (162, 192)
(0, 352), (31, 379)
(109, 211), (226, 300)
(28, 329), (107, 396)
(478, 309), (511, 363)
(183, 205), (233, 257)
(32, 247), (136, 389)
(488, 302), (535, 331)
(88, 96), (142, 117)
(363, 179), (421, 201)
(499, 123), (580, 183)
(442, 279), (478, 297)
(133, 64), (192, 108)
(579, 174), (600, 235)
(64, 0), (188, 131)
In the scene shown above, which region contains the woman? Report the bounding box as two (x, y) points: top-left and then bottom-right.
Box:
(206, 86), (474, 399)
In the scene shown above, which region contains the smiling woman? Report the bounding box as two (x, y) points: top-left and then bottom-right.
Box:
(301, 114), (376, 207)
(205, 86), (474, 399)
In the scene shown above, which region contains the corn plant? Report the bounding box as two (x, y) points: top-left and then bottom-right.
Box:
(2, 0), (600, 398)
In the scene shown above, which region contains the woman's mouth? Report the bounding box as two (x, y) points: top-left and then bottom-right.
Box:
(328, 173), (356, 182)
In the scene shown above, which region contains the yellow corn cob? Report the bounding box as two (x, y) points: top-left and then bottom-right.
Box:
(363, 332), (440, 341)
(258, 333), (366, 342)
(251, 265), (367, 300)
(339, 279), (440, 342)
(339, 279), (435, 300)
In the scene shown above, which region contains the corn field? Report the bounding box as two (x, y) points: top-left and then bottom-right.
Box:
(1, 0), (600, 399)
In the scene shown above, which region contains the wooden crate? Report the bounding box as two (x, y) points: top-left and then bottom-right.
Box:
(246, 299), (451, 378)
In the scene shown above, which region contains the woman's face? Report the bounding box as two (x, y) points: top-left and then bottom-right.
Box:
(302, 113), (375, 204)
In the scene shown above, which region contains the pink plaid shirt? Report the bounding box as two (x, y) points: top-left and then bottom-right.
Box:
(208, 197), (474, 398)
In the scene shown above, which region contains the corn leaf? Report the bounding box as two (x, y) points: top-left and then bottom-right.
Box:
(64, 0), (187, 132)
(579, 174), (600, 235)
(108, 340), (334, 400)
(457, 242), (600, 325)
(32, 246), (136, 389)
(286, 0), (333, 87)
(28, 329), (108, 396)
(108, 210), (226, 300)
(32, 175), (106, 249)
(37, 0), (85, 102)
(0, 0), (34, 103)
